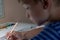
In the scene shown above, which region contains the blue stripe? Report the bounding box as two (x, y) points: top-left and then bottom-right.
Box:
(56, 28), (60, 31)
(55, 27), (60, 31)
(58, 31), (60, 34)
(44, 29), (58, 40)
(46, 21), (60, 29)
(36, 35), (43, 40)
(31, 34), (46, 40)
(36, 33), (46, 40)
(40, 31), (54, 40)
(46, 27), (60, 39)
(31, 37), (40, 40)
(38, 32), (48, 40)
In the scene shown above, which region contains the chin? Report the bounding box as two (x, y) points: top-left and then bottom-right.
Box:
(36, 20), (47, 26)
(36, 22), (43, 26)
(30, 20), (43, 26)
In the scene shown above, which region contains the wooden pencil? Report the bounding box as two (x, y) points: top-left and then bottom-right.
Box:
(7, 22), (18, 39)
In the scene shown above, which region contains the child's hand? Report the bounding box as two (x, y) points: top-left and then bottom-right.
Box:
(6, 31), (23, 40)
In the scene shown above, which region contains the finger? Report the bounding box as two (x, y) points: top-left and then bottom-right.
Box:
(8, 37), (13, 40)
(6, 31), (22, 40)
(8, 35), (17, 40)
(7, 36), (13, 40)
(6, 31), (12, 37)
(6, 32), (14, 39)
(6, 31), (15, 37)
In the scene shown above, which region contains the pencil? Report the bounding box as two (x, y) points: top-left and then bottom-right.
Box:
(7, 22), (18, 39)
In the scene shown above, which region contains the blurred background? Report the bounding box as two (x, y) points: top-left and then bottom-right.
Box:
(0, 0), (32, 23)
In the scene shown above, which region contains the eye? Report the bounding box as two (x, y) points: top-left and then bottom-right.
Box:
(23, 4), (31, 10)
(26, 7), (30, 10)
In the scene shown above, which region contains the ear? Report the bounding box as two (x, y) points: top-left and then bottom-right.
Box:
(42, 0), (52, 9)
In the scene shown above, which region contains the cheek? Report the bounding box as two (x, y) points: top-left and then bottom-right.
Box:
(28, 12), (40, 23)
(30, 9), (43, 19)
(30, 6), (43, 18)
(25, 11), (36, 22)
(30, 9), (49, 23)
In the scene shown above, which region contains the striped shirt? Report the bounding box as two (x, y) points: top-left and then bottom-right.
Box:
(31, 21), (60, 40)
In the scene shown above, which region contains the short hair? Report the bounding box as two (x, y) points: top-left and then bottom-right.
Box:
(53, 0), (60, 6)
(18, 0), (42, 4)
(18, 0), (60, 6)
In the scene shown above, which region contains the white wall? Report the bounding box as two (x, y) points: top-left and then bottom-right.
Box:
(0, 0), (32, 23)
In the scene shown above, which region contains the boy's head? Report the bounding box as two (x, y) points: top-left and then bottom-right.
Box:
(19, 0), (60, 25)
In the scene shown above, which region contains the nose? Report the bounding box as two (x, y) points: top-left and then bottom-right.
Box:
(26, 11), (30, 18)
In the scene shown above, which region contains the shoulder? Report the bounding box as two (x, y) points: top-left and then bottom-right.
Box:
(45, 21), (60, 29)
(31, 21), (60, 40)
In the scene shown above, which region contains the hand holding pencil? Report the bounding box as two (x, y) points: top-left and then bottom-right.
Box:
(6, 23), (23, 40)
(6, 22), (42, 40)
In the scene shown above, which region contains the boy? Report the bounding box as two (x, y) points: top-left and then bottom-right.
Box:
(6, 0), (60, 40)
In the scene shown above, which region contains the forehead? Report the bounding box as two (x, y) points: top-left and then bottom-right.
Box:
(21, 0), (38, 5)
